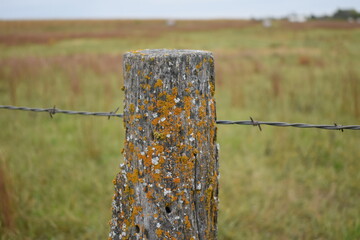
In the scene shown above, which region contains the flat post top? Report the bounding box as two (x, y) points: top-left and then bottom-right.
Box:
(125, 49), (213, 58)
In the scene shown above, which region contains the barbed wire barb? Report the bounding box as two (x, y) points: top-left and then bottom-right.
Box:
(1, 105), (360, 131)
(250, 117), (262, 131)
(48, 105), (56, 119)
(108, 107), (120, 120)
(334, 123), (344, 132)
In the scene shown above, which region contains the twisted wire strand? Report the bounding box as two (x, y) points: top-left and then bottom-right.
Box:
(0, 105), (123, 118)
(1, 105), (359, 131)
(215, 120), (360, 130)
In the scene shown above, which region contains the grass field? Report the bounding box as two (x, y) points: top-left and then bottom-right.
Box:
(0, 19), (360, 239)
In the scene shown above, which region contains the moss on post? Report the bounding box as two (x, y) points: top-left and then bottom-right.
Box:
(109, 49), (219, 240)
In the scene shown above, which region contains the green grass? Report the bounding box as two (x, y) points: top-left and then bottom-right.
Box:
(0, 20), (360, 240)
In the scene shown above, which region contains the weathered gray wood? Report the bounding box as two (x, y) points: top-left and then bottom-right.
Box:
(109, 49), (218, 240)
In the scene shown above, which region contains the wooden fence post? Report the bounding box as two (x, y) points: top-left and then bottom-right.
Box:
(109, 49), (219, 240)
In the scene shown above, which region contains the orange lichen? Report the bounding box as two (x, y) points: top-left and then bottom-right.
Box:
(151, 118), (159, 125)
(173, 107), (182, 116)
(148, 105), (155, 111)
(125, 63), (131, 72)
(179, 156), (189, 163)
(139, 152), (152, 168)
(127, 169), (139, 183)
(153, 131), (165, 140)
(129, 104), (135, 113)
(141, 84), (151, 90)
(153, 145), (164, 154)
(146, 190), (153, 199)
(156, 228), (164, 237)
(133, 206), (142, 215)
(152, 173), (161, 182)
(154, 79), (163, 88)
(210, 82), (215, 96)
(127, 142), (134, 152)
(184, 216), (191, 229)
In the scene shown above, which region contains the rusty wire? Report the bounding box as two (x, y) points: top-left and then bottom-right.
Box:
(1, 105), (360, 131)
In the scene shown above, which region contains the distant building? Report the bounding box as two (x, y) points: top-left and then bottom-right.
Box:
(287, 13), (307, 23)
(166, 19), (176, 27)
(262, 19), (272, 28)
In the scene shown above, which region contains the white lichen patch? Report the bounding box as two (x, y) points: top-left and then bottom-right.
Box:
(164, 188), (172, 196)
(152, 156), (159, 165)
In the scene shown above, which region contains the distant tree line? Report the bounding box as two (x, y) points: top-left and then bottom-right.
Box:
(309, 9), (360, 20)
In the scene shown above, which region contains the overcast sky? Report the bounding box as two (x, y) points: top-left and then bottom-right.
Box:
(0, 0), (359, 20)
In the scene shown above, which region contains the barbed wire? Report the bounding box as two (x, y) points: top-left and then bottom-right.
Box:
(0, 105), (123, 119)
(1, 105), (359, 131)
(216, 120), (360, 131)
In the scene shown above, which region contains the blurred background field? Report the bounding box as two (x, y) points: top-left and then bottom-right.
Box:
(0, 19), (360, 239)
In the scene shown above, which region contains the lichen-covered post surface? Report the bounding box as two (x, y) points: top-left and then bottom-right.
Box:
(109, 49), (219, 240)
